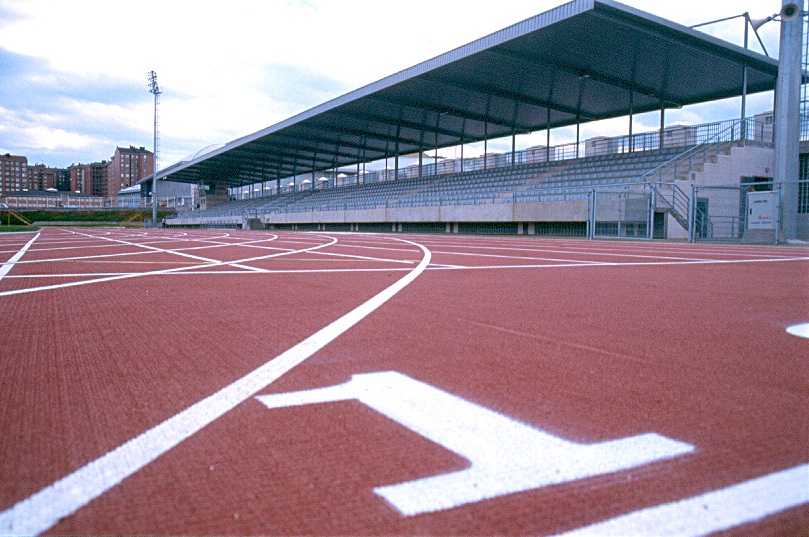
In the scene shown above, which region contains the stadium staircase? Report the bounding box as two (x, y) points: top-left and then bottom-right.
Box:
(5, 210), (32, 226)
(639, 123), (738, 231)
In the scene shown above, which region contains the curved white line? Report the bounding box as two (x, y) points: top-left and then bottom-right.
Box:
(0, 237), (432, 536)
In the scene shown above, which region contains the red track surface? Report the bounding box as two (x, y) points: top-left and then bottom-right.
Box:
(0, 227), (807, 536)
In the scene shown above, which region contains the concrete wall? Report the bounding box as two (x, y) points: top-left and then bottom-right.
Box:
(260, 200), (587, 226)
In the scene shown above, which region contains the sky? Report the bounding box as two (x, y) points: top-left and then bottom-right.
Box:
(0, 0), (787, 170)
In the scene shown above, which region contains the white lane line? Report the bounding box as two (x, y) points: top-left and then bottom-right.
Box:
(554, 464), (809, 537)
(432, 249), (605, 265)
(64, 229), (269, 273)
(5, 254), (804, 282)
(425, 256), (809, 271)
(4, 273), (142, 278)
(786, 323), (809, 339)
(8, 235), (286, 266)
(0, 236), (340, 297)
(0, 232), (39, 281)
(0, 267), (415, 278)
(0, 237), (431, 537)
(413, 236), (804, 259)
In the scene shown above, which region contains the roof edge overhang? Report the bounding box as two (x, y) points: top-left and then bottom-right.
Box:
(157, 0), (781, 183)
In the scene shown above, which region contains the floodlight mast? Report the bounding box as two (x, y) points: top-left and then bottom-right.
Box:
(148, 71), (162, 227)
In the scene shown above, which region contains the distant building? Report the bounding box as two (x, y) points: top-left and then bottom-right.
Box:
(56, 168), (71, 191)
(1, 189), (103, 209)
(121, 181), (196, 209)
(0, 154), (28, 195)
(69, 162), (108, 196)
(117, 184), (142, 207)
(28, 164), (60, 191)
(108, 146), (154, 196)
(69, 164), (87, 193)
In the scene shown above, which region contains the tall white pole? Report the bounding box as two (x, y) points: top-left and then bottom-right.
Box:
(148, 71), (161, 227)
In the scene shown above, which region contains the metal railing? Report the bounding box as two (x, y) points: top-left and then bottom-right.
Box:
(172, 116), (781, 223)
(226, 116), (779, 200)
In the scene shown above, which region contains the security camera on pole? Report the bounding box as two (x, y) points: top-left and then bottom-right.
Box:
(148, 71), (161, 227)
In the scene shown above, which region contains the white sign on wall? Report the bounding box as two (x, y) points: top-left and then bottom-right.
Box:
(256, 371), (694, 515)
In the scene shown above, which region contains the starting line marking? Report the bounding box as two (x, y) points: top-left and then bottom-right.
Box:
(0, 238), (432, 537)
(257, 371), (694, 516)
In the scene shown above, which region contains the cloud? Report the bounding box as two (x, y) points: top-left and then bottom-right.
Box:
(0, 105), (106, 166)
(0, 0), (786, 171)
(22, 125), (95, 152)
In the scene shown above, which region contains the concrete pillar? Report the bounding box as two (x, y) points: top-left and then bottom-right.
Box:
(774, 0), (804, 240)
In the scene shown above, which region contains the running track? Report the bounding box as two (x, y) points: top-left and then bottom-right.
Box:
(0, 227), (806, 536)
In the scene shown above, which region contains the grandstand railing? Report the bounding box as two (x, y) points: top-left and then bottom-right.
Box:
(221, 117), (779, 200)
(169, 116), (779, 223)
(633, 119), (749, 230)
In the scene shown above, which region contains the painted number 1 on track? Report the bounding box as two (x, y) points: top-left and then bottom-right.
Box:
(256, 371), (694, 515)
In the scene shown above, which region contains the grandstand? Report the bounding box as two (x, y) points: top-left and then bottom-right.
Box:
(168, 115), (796, 240)
(156, 0), (807, 242)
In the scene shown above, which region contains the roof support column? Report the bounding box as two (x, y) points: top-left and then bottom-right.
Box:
(546, 108), (551, 162)
(629, 90), (635, 153)
(361, 138), (367, 184)
(395, 139), (399, 180)
(576, 120), (580, 159)
(419, 127), (426, 179)
(460, 118), (466, 173)
(511, 130), (516, 167)
(292, 155), (297, 191)
(510, 100), (520, 167)
(741, 13), (751, 142)
(659, 101), (666, 150)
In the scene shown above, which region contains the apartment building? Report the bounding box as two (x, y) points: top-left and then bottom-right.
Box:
(69, 161), (109, 196)
(0, 154), (28, 195)
(28, 164), (60, 191)
(108, 146), (154, 195)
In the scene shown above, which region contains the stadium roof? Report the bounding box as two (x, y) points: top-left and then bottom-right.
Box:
(155, 0), (781, 187)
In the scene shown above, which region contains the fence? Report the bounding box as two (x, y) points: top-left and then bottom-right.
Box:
(589, 189), (654, 240)
(690, 180), (809, 243)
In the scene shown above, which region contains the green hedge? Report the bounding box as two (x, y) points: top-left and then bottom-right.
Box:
(7, 209), (173, 223)
(0, 225), (40, 232)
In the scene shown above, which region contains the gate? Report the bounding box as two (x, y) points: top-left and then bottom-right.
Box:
(590, 189), (653, 239)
